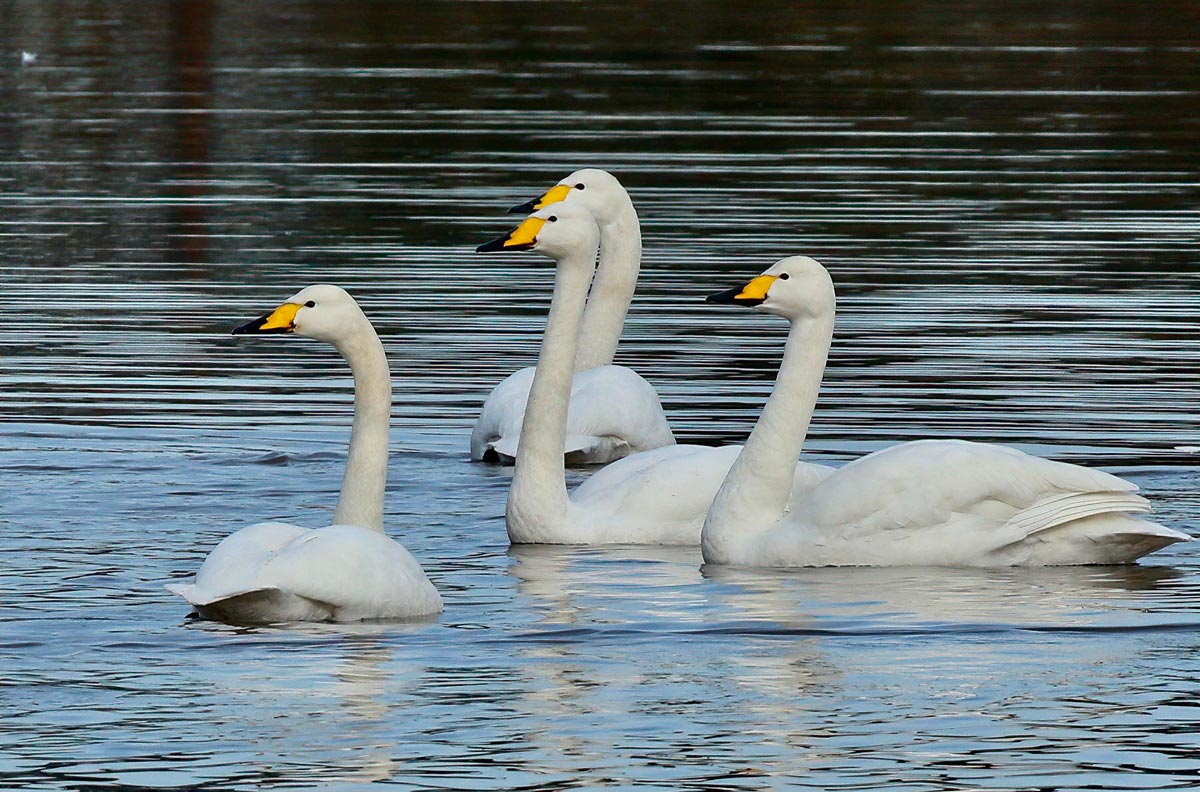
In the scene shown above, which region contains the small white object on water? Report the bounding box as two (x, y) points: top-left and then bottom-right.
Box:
(21, 51), (38, 65)
(1176, 446), (1200, 454)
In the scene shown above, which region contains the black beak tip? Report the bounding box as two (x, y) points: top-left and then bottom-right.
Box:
(231, 319), (260, 335)
(476, 236), (509, 253)
(706, 287), (740, 305)
(508, 199), (537, 215)
(706, 287), (762, 307)
(231, 313), (292, 335)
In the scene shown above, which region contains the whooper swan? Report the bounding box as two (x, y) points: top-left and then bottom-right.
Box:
(471, 169), (674, 465)
(702, 257), (1190, 567)
(166, 285), (442, 622)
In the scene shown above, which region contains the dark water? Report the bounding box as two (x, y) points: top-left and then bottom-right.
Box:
(3, 2), (1200, 789)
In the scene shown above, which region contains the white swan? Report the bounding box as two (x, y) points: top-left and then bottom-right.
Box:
(477, 205), (831, 545)
(471, 169), (674, 465)
(702, 256), (1190, 567)
(166, 285), (443, 622)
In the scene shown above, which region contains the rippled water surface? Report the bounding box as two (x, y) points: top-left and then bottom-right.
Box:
(4, 2), (1200, 789)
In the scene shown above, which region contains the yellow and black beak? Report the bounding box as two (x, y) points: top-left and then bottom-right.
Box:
(232, 302), (301, 335)
(706, 274), (777, 307)
(477, 216), (547, 253)
(508, 183), (572, 215)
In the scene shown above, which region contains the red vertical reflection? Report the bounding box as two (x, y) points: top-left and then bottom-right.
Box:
(170, 0), (214, 265)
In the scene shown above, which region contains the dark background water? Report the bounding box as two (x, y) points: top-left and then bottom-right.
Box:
(3, 1), (1199, 789)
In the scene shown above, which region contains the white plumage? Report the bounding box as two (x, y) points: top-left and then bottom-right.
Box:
(166, 523), (440, 622)
(702, 257), (1190, 568)
(166, 285), (442, 622)
(472, 364), (674, 464)
(478, 205), (830, 545)
(472, 169), (674, 464)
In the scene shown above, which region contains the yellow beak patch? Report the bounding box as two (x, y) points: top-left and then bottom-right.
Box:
(505, 216), (546, 247)
(258, 302), (301, 331)
(735, 274), (778, 301)
(534, 184), (572, 210)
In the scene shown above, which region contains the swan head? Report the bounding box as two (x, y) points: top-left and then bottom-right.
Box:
(476, 202), (601, 263)
(706, 256), (835, 320)
(232, 284), (370, 344)
(508, 168), (631, 226)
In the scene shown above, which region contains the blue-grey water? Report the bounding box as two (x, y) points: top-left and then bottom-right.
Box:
(3, 2), (1200, 789)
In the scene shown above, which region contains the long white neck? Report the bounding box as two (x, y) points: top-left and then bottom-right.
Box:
(703, 311), (833, 560)
(574, 201), (640, 371)
(508, 248), (596, 532)
(331, 324), (391, 533)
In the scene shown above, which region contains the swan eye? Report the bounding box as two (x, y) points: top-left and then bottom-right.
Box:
(304, 300), (316, 308)
(778, 273), (790, 280)
(548, 215), (558, 222)
(575, 183), (585, 190)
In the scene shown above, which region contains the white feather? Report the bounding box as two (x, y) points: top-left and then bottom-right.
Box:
(166, 286), (442, 622)
(472, 365), (672, 464)
(702, 257), (1190, 568)
(472, 169), (674, 464)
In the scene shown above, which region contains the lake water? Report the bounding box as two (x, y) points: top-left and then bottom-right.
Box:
(3, 2), (1200, 789)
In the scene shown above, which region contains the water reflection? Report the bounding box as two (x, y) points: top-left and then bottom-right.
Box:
(701, 563), (1194, 630)
(5, 0), (1200, 788)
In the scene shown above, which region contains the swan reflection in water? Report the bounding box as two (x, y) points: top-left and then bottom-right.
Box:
(182, 622), (428, 785)
(508, 542), (1188, 636)
(503, 544), (844, 773)
(504, 546), (1193, 771)
(698, 562), (1189, 629)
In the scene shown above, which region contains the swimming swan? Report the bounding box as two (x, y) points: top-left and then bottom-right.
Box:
(165, 285), (443, 622)
(471, 169), (674, 465)
(477, 205), (831, 545)
(702, 256), (1190, 567)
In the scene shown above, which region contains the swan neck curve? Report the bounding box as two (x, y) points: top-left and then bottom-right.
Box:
(703, 311), (833, 559)
(331, 323), (391, 533)
(509, 247), (596, 534)
(574, 200), (640, 371)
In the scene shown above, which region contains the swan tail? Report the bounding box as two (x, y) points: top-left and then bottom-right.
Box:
(164, 581), (199, 602)
(166, 581), (335, 623)
(996, 492), (1190, 564)
(487, 436), (520, 461)
(165, 580), (279, 607)
(563, 434), (631, 465)
(485, 434), (629, 465)
(1005, 491), (1152, 535)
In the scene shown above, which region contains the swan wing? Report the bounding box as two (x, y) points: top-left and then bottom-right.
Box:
(166, 523), (442, 620)
(471, 367), (537, 459)
(561, 365), (675, 452)
(471, 365), (674, 462)
(259, 525), (443, 620)
(168, 521), (311, 605)
(800, 440), (1132, 527)
(779, 440), (1186, 565)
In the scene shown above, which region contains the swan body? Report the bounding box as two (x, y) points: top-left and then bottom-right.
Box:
(166, 285), (442, 622)
(702, 257), (1190, 567)
(471, 364), (674, 464)
(471, 169), (674, 464)
(166, 523), (440, 622)
(477, 205), (830, 545)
